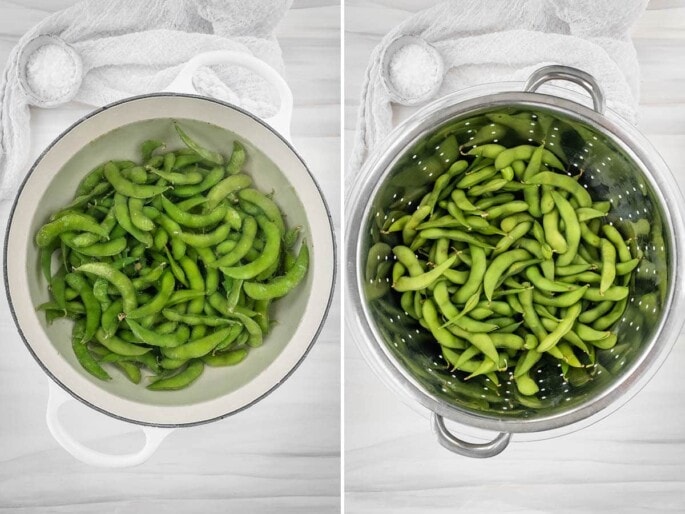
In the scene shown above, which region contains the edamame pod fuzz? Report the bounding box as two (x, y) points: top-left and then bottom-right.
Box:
(365, 112), (640, 406)
(34, 124), (309, 391)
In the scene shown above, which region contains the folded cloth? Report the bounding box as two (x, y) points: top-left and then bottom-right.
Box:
(0, 0), (292, 199)
(349, 0), (647, 178)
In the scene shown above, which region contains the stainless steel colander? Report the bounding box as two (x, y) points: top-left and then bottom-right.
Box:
(345, 66), (685, 458)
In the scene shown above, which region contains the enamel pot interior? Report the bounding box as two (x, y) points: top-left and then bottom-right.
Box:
(5, 94), (335, 427)
(348, 89), (685, 435)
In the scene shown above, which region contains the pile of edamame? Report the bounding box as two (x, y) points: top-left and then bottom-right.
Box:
(365, 125), (640, 398)
(35, 123), (308, 390)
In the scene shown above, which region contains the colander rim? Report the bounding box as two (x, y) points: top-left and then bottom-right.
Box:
(346, 83), (685, 435)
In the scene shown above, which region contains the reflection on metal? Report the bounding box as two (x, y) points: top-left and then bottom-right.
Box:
(346, 72), (683, 439)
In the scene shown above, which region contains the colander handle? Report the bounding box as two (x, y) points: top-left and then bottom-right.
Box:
(45, 380), (173, 467)
(524, 65), (606, 114)
(431, 413), (511, 458)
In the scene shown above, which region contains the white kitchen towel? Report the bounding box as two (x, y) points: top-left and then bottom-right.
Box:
(350, 0), (647, 177)
(0, 0), (292, 199)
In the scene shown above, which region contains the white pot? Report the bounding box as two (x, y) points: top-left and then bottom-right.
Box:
(5, 87), (335, 466)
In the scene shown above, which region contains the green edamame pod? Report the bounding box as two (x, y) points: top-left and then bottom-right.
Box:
(113, 193), (153, 247)
(76, 262), (138, 313)
(515, 372), (540, 396)
(483, 249), (530, 301)
(493, 221), (532, 255)
(484, 201), (529, 220)
(100, 298), (124, 338)
(36, 212), (109, 248)
(543, 209), (567, 254)
(114, 361), (142, 384)
(421, 298), (466, 349)
(602, 225), (632, 262)
(159, 357), (189, 371)
(104, 162), (168, 199)
(128, 198), (155, 231)
(237, 188), (286, 235)
(537, 302), (582, 352)
(226, 141), (246, 174)
(532, 285), (589, 307)
(599, 238), (617, 294)
(464, 123), (508, 147)
(524, 266), (575, 293)
(122, 166), (148, 185)
(452, 245), (486, 305)
(456, 166), (499, 189)
(162, 327), (236, 360)
(219, 217), (281, 280)
(126, 318), (190, 348)
(141, 140), (165, 161)
(615, 257), (640, 275)
(178, 223), (231, 248)
(466, 144), (506, 159)
(551, 191), (581, 266)
(126, 270), (175, 319)
(592, 297), (628, 330)
(64, 273), (101, 344)
(205, 174), (253, 210)
(244, 242), (309, 300)
(172, 166), (226, 197)
(203, 348), (249, 367)
(494, 145), (563, 171)
(161, 309), (235, 327)
(148, 360), (204, 390)
(194, 247), (220, 294)
(178, 256), (205, 314)
(62, 234), (127, 257)
(95, 329), (151, 357)
(51, 183), (113, 220)
(162, 195), (228, 228)
(583, 286), (628, 302)
(527, 172), (592, 207)
(175, 124), (224, 165)
(150, 168), (204, 185)
(500, 214), (534, 234)
(76, 165), (105, 196)
(393, 254), (457, 293)
(474, 193), (515, 211)
(228, 311), (263, 347)
(210, 216), (258, 268)
(72, 320), (111, 381)
(514, 349), (542, 379)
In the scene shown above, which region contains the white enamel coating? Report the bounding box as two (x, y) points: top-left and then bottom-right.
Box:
(46, 381), (171, 467)
(165, 50), (293, 141)
(30, 56), (300, 467)
(5, 94), (335, 434)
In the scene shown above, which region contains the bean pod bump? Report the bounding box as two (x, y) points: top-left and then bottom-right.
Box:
(36, 123), (309, 390)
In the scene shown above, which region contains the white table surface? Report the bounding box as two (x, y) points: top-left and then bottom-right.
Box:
(0, 1), (341, 513)
(344, 1), (685, 513)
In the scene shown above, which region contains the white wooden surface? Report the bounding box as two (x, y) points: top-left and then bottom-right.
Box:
(344, 2), (685, 513)
(0, 1), (341, 512)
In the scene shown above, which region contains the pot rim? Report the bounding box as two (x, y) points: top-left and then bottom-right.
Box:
(5, 92), (337, 428)
(346, 82), (685, 435)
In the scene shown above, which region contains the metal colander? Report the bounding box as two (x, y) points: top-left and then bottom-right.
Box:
(346, 66), (685, 457)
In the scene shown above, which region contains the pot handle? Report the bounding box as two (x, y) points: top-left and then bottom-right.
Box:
(165, 50), (293, 141)
(524, 65), (606, 114)
(46, 381), (173, 468)
(431, 413), (511, 458)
